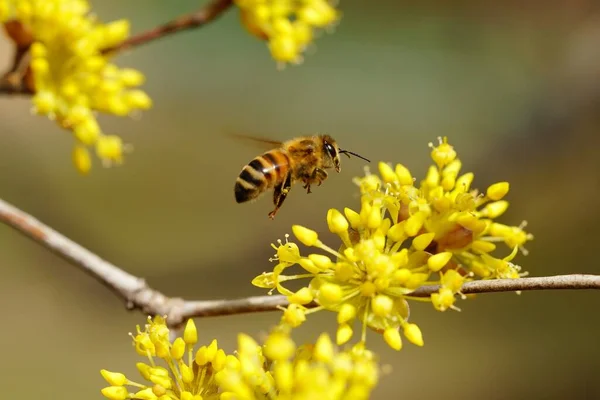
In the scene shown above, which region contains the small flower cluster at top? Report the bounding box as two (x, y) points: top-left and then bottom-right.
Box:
(235, 0), (340, 66)
(100, 315), (380, 400)
(253, 137), (534, 351)
(0, 0), (152, 174)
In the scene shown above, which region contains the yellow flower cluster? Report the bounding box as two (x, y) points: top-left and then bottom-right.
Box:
(235, 0), (340, 66)
(218, 326), (379, 400)
(0, 0), (152, 174)
(253, 137), (533, 350)
(100, 316), (380, 400)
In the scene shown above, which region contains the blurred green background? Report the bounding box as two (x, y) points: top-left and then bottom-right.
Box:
(1, 0), (599, 398)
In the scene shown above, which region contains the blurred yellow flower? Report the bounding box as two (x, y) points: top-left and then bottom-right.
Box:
(0, 0), (151, 173)
(100, 317), (380, 400)
(253, 137), (533, 350)
(235, 0), (340, 66)
(216, 326), (380, 400)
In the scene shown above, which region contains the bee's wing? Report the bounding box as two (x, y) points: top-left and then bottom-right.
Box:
(228, 132), (283, 150)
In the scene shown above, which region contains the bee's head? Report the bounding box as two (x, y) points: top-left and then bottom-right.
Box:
(321, 135), (370, 173)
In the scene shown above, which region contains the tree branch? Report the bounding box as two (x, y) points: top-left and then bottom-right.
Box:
(103, 0), (235, 54)
(1, 197), (599, 328)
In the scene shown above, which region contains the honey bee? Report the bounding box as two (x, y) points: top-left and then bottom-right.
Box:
(234, 134), (370, 219)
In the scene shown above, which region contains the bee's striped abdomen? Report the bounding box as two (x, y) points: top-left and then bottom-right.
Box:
(235, 150), (290, 203)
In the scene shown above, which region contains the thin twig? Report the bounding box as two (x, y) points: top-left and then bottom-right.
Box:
(102, 0), (234, 54)
(1, 197), (599, 328)
(0, 43), (33, 95)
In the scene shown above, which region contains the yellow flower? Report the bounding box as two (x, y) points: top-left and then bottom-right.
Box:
(101, 317), (380, 400)
(254, 137), (533, 350)
(235, 0), (340, 67)
(216, 327), (379, 400)
(0, 0), (151, 173)
(101, 316), (224, 400)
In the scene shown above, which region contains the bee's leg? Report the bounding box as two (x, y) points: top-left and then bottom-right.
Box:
(303, 181), (312, 194)
(303, 168), (328, 193)
(268, 173), (292, 219)
(314, 168), (328, 186)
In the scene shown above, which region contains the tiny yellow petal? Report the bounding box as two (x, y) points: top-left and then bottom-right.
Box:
(126, 90), (153, 110)
(314, 333), (334, 362)
(359, 281), (377, 297)
(327, 208), (349, 234)
(308, 254), (332, 269)
(136, 363), (152, 380)
(292, 225), (319, 246)
(405, 272), (429, 289)
(454, 172), (474, 192)
(264, 331), (295, 361)
(481, 200), (509, 219)
(268, 35), (299, 63)
(405, 214), (424, 237)
(344, 207), (362, 230)
(170, 337), (185, 360)
(274, 362), (293, 393)
(133, 387), (158, 400)
(101, 386), (129, 400)
(33, 91), (56, 115)
(367, 202), (382, 229)
(183, 319), (198, 345)
(395, 164), (413, 185)
(288, 287), (313, 305)
(427, 252), (453, 272)
(180, 364), (194, 383)
(96, 135), (124, 163)
(378, 162), (397, 183)
(391, 249), (409, 268)
(292, 20), (313, 46)
(120, 69), (145, 86)
(336, 323), (353, 345)
(152, 385), (167, 397)
(337, 303), (357, 324)
(181, 392), (194, 400)
(298, 258), (320, 274)
(387, 222), (406, 243)
(393, 268), (411, 284)
(471, 240), (496, 253)
(272, 17), (293, 35)
(73, 145), (92, 175)
(383, 327), (402, 350)
(195, 347), (209, 366)
(487, 182), (510, 201)
(102, 19), (130, 47)
(371, 294), (394, 317)
(318, 282), (343, 304)
(404, 323), (424, 346)
(424, 165), (440, 188)
(335, 262), (354, 282)
(213, 349), (227, 371)
(413, 232), (435, 251)
(100, 370), (127, 386)
(148, 376), (170, 391)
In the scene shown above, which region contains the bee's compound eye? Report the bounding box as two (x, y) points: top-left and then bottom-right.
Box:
(325, 143), (336, 157)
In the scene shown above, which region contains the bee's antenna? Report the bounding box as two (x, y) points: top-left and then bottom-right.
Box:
(340, 149), (371, 163)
